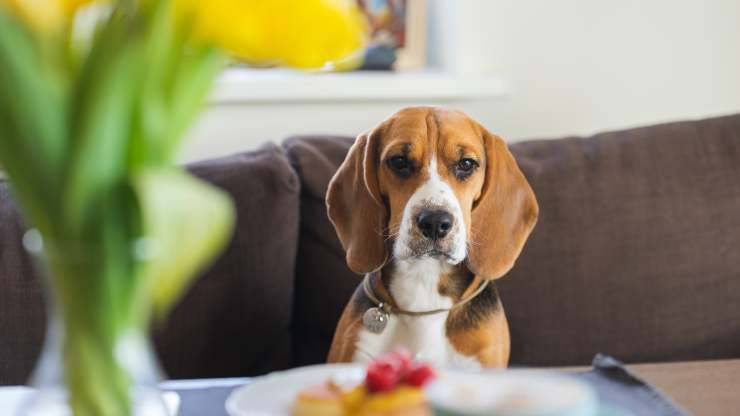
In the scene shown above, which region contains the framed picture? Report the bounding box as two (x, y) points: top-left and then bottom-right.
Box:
(357, 0), (427, 71)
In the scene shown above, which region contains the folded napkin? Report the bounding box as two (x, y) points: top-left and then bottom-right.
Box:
(573, 354), (690, 416)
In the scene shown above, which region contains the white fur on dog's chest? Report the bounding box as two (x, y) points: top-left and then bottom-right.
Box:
(353, 258), (481, 369)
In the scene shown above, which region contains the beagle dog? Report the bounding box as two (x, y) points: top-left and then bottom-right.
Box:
(325, 107), (538, 369)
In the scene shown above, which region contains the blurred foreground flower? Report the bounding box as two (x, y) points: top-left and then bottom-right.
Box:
(0, 1), (367, 415)
(0, 0), (94, 31)
(2, 0), (367, 68)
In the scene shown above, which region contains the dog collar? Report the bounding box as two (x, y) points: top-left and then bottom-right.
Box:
(360, 273), (490, 334)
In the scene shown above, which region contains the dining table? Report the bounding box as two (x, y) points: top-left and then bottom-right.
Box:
(1, 358), (738, 415)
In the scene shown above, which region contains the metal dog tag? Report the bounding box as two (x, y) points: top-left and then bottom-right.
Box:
(363, 303), (390, 334)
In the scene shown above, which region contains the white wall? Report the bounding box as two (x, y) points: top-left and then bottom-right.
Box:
(453, 0), (740, 141)
(181, 0), (740, 162)
(180, 99), (453, 161)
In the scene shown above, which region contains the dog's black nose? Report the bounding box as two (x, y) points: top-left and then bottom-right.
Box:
(416, 210), (454, 240)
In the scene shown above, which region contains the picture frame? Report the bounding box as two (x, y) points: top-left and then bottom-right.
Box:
(394, 0), (427, 71)
(357, 0), (427, 71)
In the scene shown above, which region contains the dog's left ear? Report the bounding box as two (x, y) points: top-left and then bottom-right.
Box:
(467, 126), (539, 280)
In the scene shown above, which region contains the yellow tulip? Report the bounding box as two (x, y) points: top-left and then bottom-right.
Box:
(0, 0), (96, 31)
(3, 0), (368, 69)
(177, 0), (368, 70)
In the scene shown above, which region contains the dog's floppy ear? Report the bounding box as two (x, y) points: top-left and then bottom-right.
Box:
(467, 126), (538, 280)
(326, 130), (388, 274)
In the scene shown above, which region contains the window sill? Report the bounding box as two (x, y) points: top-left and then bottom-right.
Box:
(210, 68), (508, 104)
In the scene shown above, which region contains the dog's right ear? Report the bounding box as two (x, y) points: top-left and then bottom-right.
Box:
(326, 130), (388, 274)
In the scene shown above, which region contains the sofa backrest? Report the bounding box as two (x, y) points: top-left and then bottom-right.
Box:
(0, 183), (46, 385)
(287, 114), (740, 367)
(502, 114), (740, 365)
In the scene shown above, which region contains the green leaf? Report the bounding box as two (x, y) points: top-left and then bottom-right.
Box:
(162, 47), (226, 157)
(0, 11), (67, 236)
(127, 0), (225, 168)
(132, 168), (235, 317)
(128, 0), (179, 168)
(63, 12), (142, 234)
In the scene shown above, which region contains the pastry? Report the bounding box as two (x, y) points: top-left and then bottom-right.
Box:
(293, 350), (435, 416)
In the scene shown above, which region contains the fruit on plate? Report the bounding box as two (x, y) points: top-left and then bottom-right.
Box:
(293, 384), (344, 416)
(293, 350), (435, 416)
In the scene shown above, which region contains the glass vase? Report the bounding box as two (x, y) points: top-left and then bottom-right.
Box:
(18, 230), (170, 416)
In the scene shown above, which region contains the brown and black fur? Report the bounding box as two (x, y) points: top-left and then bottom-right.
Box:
(326, 107), (537, 367)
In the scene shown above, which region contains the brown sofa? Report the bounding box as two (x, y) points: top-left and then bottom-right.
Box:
(2, 114), (740, 385)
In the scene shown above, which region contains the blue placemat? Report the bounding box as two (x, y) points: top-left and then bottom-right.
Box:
(173, 385), (236, 416)
(171, 355), (689, 416)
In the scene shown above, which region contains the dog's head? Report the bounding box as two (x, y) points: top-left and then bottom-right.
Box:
(326, 107), (538, 279)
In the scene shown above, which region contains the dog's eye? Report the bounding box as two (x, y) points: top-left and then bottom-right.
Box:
(455, 158), (479, 178)
(387, 156), (413, 177)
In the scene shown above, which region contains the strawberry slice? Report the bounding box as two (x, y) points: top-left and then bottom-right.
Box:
(365, 360), (400, 392)
(404, 362), (436, 387)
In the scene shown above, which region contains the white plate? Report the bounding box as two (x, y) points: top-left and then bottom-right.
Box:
(225, 364), (364, 416)
(426, 370), (599, 416)
(225, 364), (632, 416)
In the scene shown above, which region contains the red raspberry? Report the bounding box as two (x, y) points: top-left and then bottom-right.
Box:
(404, 362), (436, 387)
(384, 349), (413, 377)
(365, 360), (400, 392)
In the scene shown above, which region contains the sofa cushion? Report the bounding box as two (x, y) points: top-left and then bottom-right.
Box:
(0, 144), (300, 384)
(284, 136), (357, 367)
(156, 144), (300, 378)
(286, 113), (740, 366)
